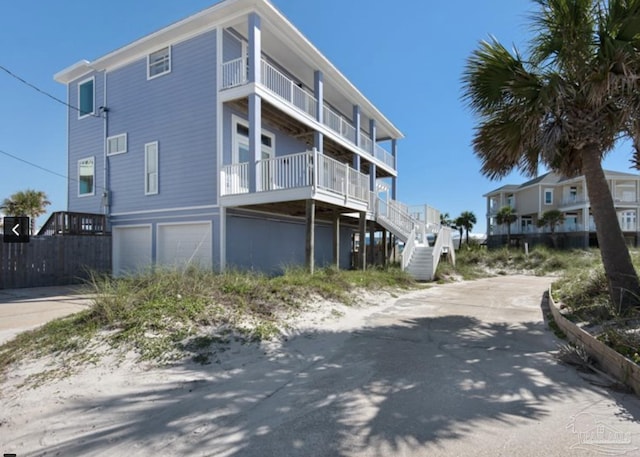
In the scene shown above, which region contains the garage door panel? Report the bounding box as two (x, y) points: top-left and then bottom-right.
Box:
(113, 226), (152, 276)
(158, 222), (212, 269)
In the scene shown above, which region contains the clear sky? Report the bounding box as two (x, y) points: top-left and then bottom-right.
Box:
(0, 0), (637, 234)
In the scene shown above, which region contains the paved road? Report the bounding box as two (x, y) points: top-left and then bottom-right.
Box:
(0, 286), (92, 344)
(4, 276), (640, 456)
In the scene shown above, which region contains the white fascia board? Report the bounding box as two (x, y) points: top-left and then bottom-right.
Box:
(54, 60), (93, 84)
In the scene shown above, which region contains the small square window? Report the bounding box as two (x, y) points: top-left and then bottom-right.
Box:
(148, 47), (171, 79)
(107, 134), (127, 155)
(78, 77), (94, 118)
(78, 157), (95, 196)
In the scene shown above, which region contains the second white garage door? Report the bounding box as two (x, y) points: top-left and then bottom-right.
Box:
(157, 222), (213, 269)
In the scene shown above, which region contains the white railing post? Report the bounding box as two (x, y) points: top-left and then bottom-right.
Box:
(312, 148), (319, 192)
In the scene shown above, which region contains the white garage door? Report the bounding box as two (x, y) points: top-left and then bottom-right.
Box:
(157, 222), (212, 269)
(113, 225), (152, 276)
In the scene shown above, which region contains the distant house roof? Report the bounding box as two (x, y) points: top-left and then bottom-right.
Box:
(484, 169), (640, 196)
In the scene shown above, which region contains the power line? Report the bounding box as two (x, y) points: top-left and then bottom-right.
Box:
(0, 63), (101, 118)
(0, 147), (105, 192)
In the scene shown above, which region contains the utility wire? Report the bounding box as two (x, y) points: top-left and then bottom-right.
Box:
(0, 63), (102, 118)
(0, 147), (106, 192)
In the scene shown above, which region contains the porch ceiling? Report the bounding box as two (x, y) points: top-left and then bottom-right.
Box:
(236, 200), (364, 223)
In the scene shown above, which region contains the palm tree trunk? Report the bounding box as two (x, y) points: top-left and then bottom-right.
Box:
(583, 145), (640, 312)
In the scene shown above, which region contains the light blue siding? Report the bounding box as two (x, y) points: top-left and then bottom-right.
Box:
(227, 210), (356, 273)
(66, 29), (219, 216)
(68, 71), (106, 214)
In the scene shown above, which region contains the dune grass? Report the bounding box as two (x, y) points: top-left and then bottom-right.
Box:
(0, 265), (415, 378)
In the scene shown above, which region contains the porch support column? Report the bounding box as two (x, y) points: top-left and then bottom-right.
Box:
(306, 199), (316, 274)
(358, 211), (367, 270)
(219, 206), (227, 272)
(583, 204), (590, 248)
(369, 119), (377, 155)
(391, 139), (398, 200)
(333, 211), (340, 268)
(248, 13), (261, 84)
(248, 93), (262, 193)
(369, 163), (377, 193)
(248, 13), (262, 194)
(382, 228), (388, 267)
(314, 70), (324, 154)
(369, 221), (376, 266)
(353, 105), (361, 170)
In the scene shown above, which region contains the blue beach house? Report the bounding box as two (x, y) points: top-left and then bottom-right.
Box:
(54, 0), (450, 278)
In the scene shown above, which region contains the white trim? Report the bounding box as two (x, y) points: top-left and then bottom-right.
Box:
(111, 204), (219, 217)
(145, 141), (159, 195)
(147, 46), (172, 80)
(217, 26), (226, 272)
(77, 76), (95, 119)
(107, 133), (127, 156)
(231, 114), (275, 163)
(78, 156), (95, 197)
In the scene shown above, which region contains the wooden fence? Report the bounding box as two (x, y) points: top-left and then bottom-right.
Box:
(0, 235), (111, 289)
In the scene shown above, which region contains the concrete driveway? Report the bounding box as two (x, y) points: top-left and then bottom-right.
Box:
(4, 275), (639, 457)
(0, 285), (92, 344)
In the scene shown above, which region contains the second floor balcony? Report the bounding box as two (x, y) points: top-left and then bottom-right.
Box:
(220, 150), (370, 212)
(221, 57), (396, 173)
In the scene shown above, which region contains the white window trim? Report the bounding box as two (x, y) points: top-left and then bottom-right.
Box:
(107, 133), (127, 156)
(78, 156), (95, 197)
(145, 142), (159, 196)
(544, 188), (554, 205)
(77, 76), (95, 119)
(147, 46), (172, 80)
(231, 115), (275, 164)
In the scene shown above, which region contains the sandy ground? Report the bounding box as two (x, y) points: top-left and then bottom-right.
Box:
(2, 277), (640, 456)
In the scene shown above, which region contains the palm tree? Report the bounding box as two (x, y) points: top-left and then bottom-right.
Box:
(537, 209), (566, 248)
(453, 216), (464, 249)
(457, 211), (477, 245)
(1, 189), (51, 235)
(462, 0), (640, 312)
(440, 212), (453, 227)
(496, 206), (517, 247)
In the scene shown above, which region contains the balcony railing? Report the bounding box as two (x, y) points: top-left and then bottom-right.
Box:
(220, 57), (396, 171)
(222, 57), (247, 89)
(560, 196), (588, 206)
(221, 151), (370, 205)
(221, 162), (249, 195)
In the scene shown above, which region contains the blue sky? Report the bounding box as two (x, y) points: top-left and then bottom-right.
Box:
(0, 0), (637, 234)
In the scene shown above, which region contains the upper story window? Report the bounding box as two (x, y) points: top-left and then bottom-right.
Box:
(232, 116), (275, 163)
(544, 188), (554, 205)
(107, 133), (127, 156)
(78, 77), (94, 118)
(506, 194), (515, 208)
(78, 157), (95, 196)
(145, 142), (159, 195)
(148, 47), (171, 79)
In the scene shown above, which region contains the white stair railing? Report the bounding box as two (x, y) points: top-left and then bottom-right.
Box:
(401, 226), (417, 271)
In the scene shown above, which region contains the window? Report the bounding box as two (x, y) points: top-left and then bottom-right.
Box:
(107, 133), (127, 155)
(506, 194), (515, 208)
(78, 157), (95, 196)
(148, 47), (171, 79)
(78, 77), (94, 118)
(232, 116), (275, 163)
(544, 188), (554, 205)
(521, 216), (533, 233)
(145, 142), (159, 195)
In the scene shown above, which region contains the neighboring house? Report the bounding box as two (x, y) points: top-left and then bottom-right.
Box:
(484, 170), (640, 248)
(54, 0), (450, 277)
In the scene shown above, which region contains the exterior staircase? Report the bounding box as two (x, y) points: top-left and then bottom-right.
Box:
(375, 197), (455, 281)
